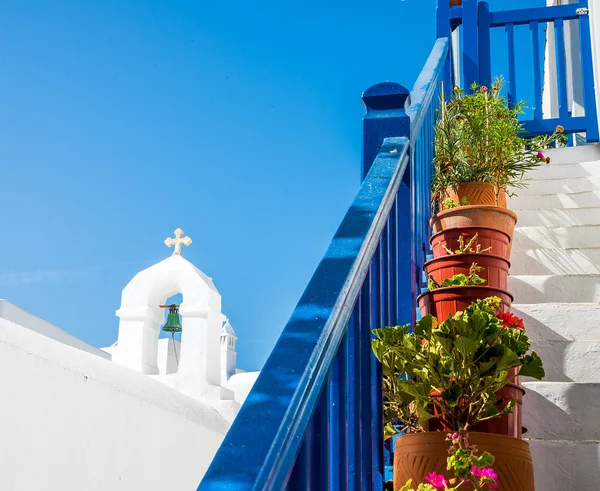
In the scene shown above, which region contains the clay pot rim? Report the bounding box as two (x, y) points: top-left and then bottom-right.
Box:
(424, 252), (511, 269)
(417, 285), (514, 303)
(430, 205), (518, 228)
(394, 430), (528, 444)
(429, 226), (512, 245)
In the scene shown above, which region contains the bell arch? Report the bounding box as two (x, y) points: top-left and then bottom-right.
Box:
(114, 254), (223, 391)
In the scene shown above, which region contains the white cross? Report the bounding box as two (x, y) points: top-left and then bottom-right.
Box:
(165, 228), (192, 255)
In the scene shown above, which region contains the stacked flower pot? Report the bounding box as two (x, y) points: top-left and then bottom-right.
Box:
(400, 184), (535, 490)
(419, 185), (523, 440)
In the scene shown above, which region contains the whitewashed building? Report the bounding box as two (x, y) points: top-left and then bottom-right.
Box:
(0, 228), (259, 491)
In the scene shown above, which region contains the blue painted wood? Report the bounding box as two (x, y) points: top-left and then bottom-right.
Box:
(522, 116), (589, 135)
(346, 306), (361, 490)
(359, 280), (372, 491)
(436, 0), (451, 39)
(506, 23), (517, 107)
(200, 36), (450, 490)
(462, 0), (479, 89)
(362, 83), (411, 178)
(578, 9), (600, 142)
(490, 4), (580, 27)
(329, 336), (346, 489)
(530, 21), (543, 121)
(478, 2), (491, 88)
(554, 18), (569, 120)
(199, 136), (410, 490)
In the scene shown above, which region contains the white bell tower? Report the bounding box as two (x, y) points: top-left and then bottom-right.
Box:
(112, 228), (239, 421)
(220, 319), (237, 384)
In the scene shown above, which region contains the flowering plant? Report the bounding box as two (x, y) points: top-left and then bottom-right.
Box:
(496, 311), (524, 330)
(432, 77), (567, 206)
(399, 432), (498, 490)
(372, 297), (544, 438)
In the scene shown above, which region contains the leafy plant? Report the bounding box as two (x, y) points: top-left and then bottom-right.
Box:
(432, 78), (567, 206)
(399, 432), (499, 490)
(440, 233), (492, 255)
(428, 263), (486, 290)
(442, 196), (470, 209)
(371, 297), (545, 439)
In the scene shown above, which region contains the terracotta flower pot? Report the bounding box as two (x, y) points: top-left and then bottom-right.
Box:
(442, 182), (507, 209)
(430, 226), (511, 261)
(430, 205), (518, 256)
(425, 253), (510, 291)
(417, 286), (513, 320)
(427, 370), (525, 439)
(393, 432), (534, 491)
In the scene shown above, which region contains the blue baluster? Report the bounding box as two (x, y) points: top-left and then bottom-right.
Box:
(578, 6), (600, 142)
(554, 18), (568, 120)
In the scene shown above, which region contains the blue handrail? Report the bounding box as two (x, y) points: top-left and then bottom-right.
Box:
(441, 0), (599, 142)
(198, 37), (450, 491)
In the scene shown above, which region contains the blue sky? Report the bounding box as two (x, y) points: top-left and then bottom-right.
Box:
(0, 0), (543, 371)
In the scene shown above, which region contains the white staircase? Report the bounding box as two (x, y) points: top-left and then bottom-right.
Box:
(508, 145), (600, 491)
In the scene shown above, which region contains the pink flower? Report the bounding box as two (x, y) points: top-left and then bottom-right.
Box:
(472, 467), (499, 489)
(537, 151), (545, 160)
(425, 472), (448, 489)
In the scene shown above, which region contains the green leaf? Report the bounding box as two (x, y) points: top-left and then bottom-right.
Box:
(383, 422), (398, 441)
(519, 351), (545, 380)
(441, 384), (464, 405)
(454, 336), (478, 360)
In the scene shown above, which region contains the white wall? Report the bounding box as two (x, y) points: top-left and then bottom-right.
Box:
(0, 318), (229, 491)
(0, 299), (110, 360)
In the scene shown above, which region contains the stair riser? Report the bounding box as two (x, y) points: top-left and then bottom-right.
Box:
(522, 176), (600, 194)
(515, 208), (600, 227)
(523, 382), (600, 440)
(511, 304), (600, 342)
(509, 275), (600, 304)
(513, 226), (600, 251)
(510, 249), (600, 275)
(508, 191), (600, 210)
(525, 162), (600, 180)
(542, 145), (600, 165)
(528, 440), (600, 491)
(526, 341), (600, 383)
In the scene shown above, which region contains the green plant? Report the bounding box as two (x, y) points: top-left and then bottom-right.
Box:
(428, 263), (485, 290)
(440, 233), (492, 255)
(371, 297), (545, 439)
(399, 432), (498, 490)
(442, 196), (470, 209)
(432, 78), (566, 206)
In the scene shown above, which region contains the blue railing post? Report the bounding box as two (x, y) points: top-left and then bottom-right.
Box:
(437, 0), (453, 93)
(478, 1), (491, 88)
(462, 0), (479, 90)
(362, 83), (413, 487)
(362, 83), (411, 179)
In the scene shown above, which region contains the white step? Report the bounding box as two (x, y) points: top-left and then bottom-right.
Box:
(512, 225), (600, 251)
(508, 190), (600, 210)
(509, 274), (600, 304)
(528, 340), (600, 383)
(523, 382), (600, 440)
(524, 176), (600, 194)
(511, 303), (600, 342)
(542, 144), (600, 165)
(510, 248), (600, 275)
(522, 161), (600, 180)
(515, 207), (600, 227)
(527, 439), (600, 491)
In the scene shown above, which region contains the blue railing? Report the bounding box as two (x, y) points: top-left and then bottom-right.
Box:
(198, 37), (450, 490)
(438, 0), (599, 142)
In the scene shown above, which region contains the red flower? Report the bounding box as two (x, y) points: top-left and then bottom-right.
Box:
(497, 311), (525, 330)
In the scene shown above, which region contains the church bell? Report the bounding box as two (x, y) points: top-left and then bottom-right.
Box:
(161, 305), (182, 333)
